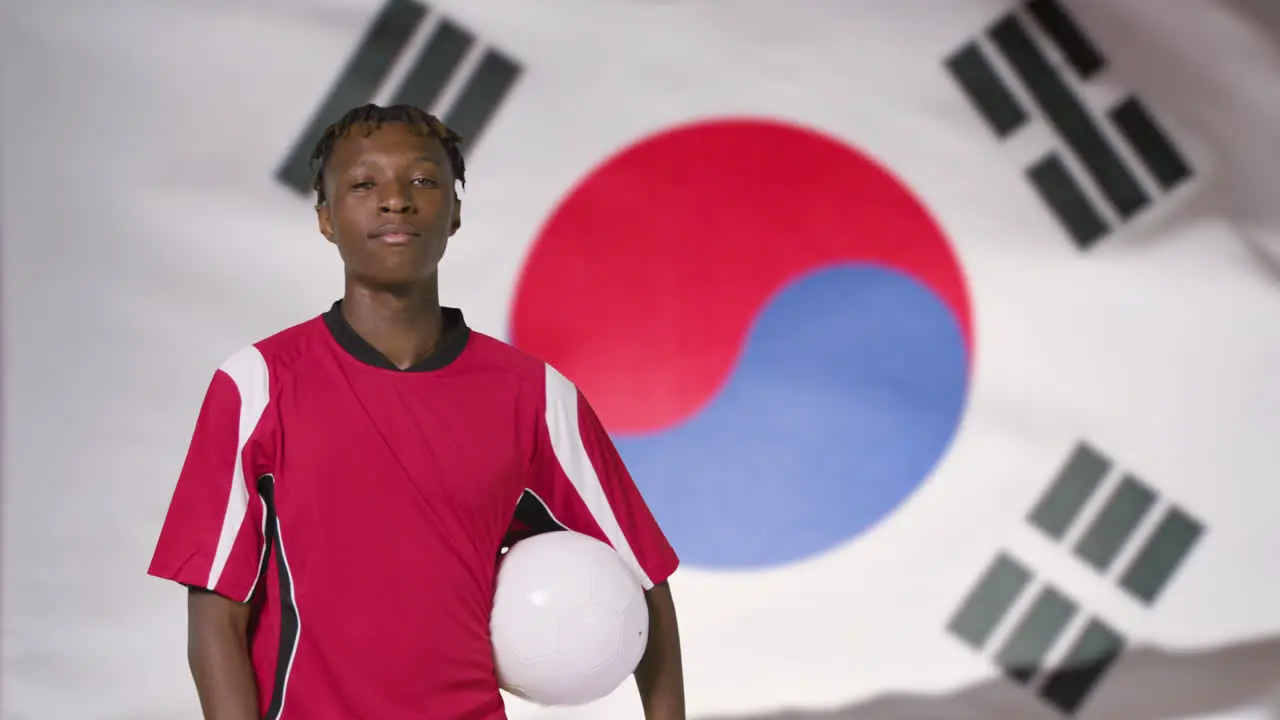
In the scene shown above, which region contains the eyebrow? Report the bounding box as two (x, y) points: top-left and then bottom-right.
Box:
(342, 155), (440, 173)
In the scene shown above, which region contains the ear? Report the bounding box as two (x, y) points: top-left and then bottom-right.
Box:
(449, 196), (462, 236)
(316, 202), (336, 244)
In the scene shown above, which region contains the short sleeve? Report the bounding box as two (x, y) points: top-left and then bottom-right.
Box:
(147, 347), (273, 603)
(528, 364), (679, 590)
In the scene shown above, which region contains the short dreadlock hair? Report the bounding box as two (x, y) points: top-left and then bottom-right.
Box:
(309, 103), (467, 205)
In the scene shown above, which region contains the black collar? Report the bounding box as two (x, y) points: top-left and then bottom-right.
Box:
(323, 300), (470, 372)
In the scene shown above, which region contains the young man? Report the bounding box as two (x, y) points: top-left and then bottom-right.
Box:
(147, 104), (686, 719)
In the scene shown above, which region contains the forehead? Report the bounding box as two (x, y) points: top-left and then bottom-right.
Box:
(327, 123), (448, 171)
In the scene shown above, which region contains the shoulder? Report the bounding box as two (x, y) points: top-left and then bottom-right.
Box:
(212, 315), (328, 395)
(463, 330), (547, 378)
(462, 330), (574, 395)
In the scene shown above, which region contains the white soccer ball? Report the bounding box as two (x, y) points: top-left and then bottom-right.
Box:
(491, 530), (650, 707)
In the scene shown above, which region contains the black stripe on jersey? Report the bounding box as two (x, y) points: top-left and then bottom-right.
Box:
(500, 489), (569, 556)
(514, 489), (568, 534)
(258, 475), (301, 720)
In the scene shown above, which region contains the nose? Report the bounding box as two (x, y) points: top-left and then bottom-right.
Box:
(377, 182), (414, 214)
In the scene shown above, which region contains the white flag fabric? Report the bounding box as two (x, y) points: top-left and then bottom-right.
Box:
(2, 1), (1279, 718)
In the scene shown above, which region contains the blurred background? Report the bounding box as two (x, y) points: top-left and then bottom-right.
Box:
(3, 0), (1279, 718)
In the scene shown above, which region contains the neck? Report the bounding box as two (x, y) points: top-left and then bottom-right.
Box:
(340, 276), (444, 370)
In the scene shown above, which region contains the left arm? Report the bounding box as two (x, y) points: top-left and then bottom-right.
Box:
(635, 581), (686, 720)
(528, 364), (686, 719)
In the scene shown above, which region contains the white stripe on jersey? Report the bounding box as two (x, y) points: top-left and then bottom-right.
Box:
(543, 363), (653, 589)
(208, 345), (271, 594)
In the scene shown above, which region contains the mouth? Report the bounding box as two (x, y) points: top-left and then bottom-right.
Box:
(369, 224), (421, 244)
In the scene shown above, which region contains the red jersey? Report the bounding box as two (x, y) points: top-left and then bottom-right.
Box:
(147, 302), (679, 719)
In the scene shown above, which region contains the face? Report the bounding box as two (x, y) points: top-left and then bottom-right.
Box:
(317, 123), (461, 288)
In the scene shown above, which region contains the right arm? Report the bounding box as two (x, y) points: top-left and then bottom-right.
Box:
(187, 588), (259, 720)
(147, 349), (274, 719)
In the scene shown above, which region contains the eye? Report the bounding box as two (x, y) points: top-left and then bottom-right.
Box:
(412, 177), (439, 188)
(350, 180), (375, 191)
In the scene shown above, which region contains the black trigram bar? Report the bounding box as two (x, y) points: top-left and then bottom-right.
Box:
(946, 43), (1028, 138)
(989, 14), (1150, 220)
(1027, 153), (1110, 248)
(277, 0), (523, 196)
(276, 0), (428, 194)
(389, 19), (474, 113)
(1026, 0), (1106, 80)
(947, 553), (1034, 650)
(995, 585), (1078, 685)
(1073, 473), (1156, 572)
(1039, 618), (1125, 715)
(1109, 96), (1193, 191)
(1119, 506), (1204, 604)
(1028, 442), (1112, 540)
(444, 49), (521, 151)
